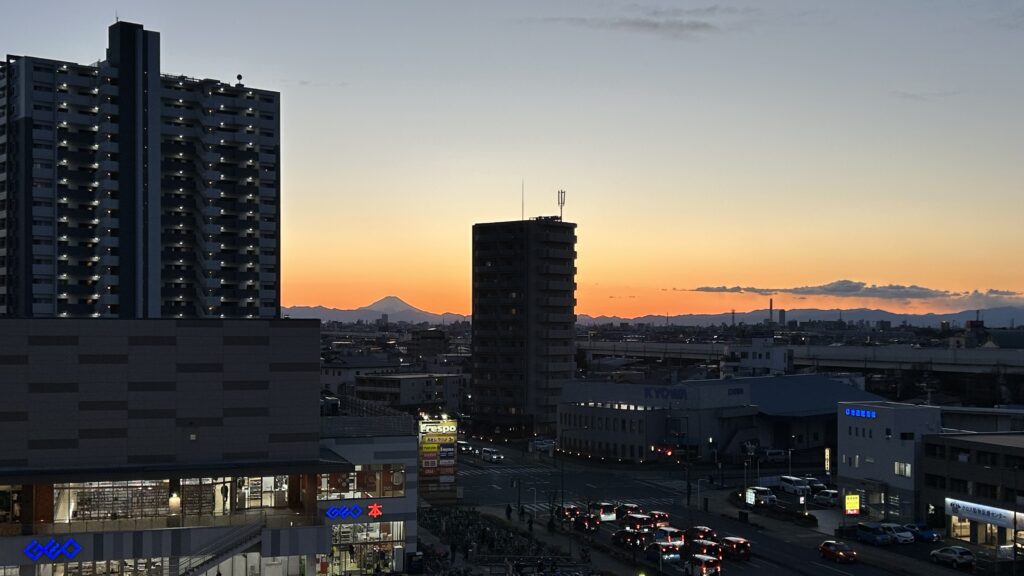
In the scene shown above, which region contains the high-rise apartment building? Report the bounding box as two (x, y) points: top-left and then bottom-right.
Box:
(471, 216), (577, 436)
(0, 22), (280, 318)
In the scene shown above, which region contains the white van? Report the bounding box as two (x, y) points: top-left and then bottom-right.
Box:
(761, 449), (786, 463)
(480, 447), (504, 463)
(780, 476), (811, 496)
(655, 526), (685, 543)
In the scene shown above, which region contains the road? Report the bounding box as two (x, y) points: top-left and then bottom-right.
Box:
(457, 443), (954, 576)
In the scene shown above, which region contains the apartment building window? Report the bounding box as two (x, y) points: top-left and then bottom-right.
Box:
(925, 474), (947, 489)
(900, 432), (914, 441)
(977, 451), (999, 467)
(951, 449), (971, 463)
(894, 462), (912, 478)
(975, 483), (998, 499)
(949, 478), (968, 494)
(925, 444), (946, 458)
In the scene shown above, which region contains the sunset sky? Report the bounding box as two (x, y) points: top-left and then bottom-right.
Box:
(6, 1), (1022, 317)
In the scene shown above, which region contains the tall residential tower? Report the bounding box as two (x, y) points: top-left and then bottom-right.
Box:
(0, 22), (280, 318)
(471, 216), (577, 436)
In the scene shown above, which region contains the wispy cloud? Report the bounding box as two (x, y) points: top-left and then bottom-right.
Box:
(538, 15), (719, 39)
(689, 280), (1024, 308)
(891, 89), (958, 102)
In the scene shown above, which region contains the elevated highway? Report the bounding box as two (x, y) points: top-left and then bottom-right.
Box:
(578, 341), (1024, 375)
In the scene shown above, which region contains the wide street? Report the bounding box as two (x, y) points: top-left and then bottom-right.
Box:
(456, 441), (959, 576)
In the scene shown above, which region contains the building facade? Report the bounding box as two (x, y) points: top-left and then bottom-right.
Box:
(0, 22), (280, 319)
(471, 217), (576, 436)
(0, 319), (418, 576)
(353, 373), (467, 414)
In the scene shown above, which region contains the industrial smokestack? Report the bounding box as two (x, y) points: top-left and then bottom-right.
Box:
(769, 298), (774, 324)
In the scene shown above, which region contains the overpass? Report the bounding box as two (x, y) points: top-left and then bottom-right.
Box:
(577, 341), (1024, 375)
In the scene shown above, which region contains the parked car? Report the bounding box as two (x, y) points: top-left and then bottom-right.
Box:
(856, 522), (893, 546)
(688, 539), (723, 560)
(480, 447), (504, 462)
(880, 523), (915, 544)
(530, 438), (556, 451)
(685, 525), (719, 543)
(813, 489), (839, 507)
(573, 513), (600, 533)
(747, 486), (777, 506)
(760, 449), (786, 463)
(615, 503), (644, 519)
(780, 476), (812, 496)
(682, 554), (722, 575)
(648, 510), (670, 528)
(930, 546), (975, 568)
(645, 541), (685, 565)
(819, 540), (857, 563)
(803, 476), (827, 493)
(904, 523), (943, 542)
(612, 529), (654, 550)
(721, 536), (751, 560)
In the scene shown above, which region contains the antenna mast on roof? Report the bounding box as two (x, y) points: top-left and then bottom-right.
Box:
(521, 179), (524, 220)
(557, 189), (566, 220)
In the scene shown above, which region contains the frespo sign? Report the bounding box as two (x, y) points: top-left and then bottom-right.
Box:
(419, 421), (457, 434)
(844, 494), (861, 516)
(946, 498), (1024, 529)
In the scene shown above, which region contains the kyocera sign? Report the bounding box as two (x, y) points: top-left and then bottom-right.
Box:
(946, 498), (1024, 529)
(419, 420), (457, 434)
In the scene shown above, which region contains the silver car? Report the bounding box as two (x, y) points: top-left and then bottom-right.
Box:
(930, 546), (975, 568)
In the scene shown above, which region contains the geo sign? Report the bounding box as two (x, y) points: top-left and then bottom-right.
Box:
(24, 538), (81, 561)
(325, 502), (383, 520)
(844, 408), (876, 419)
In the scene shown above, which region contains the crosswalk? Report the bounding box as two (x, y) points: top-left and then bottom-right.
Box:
(458, 465), (555, 477)
(512, 497), (680, 516)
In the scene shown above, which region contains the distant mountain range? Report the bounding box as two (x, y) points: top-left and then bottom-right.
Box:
(284, 296), (468, 324)
(286, 298), (1024, 328)
(578, 306), (1024, 329)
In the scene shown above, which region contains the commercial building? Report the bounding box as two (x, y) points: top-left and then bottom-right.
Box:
(558, 374), (880, 464)
(471, 216), (577, 436)
(920, 433), (1024, 552)
(836, 401), (1024, 524)
(0, 319), (418, 575)
(0, 21), (280, 319)
(353, 373), (467, 414)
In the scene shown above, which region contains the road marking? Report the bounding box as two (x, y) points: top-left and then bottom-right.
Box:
(811, 562), (853, 576)
(586, 483), (596, 489)
(490, 484), (502, 491)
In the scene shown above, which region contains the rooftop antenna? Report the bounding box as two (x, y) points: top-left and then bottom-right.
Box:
(521, 179), (524, 220)
(115, 10), (119, 22)
(557, 189), (566, 220)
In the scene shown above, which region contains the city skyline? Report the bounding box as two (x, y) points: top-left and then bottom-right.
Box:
(4, 1), (1021, 317)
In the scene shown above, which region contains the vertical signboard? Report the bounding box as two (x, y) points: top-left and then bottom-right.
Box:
(419, 419), (458, 504)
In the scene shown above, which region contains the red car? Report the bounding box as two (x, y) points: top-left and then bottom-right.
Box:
(573, 513), (601, 533)
(649, 510), (670, 527)
(819, 540), (857, 563)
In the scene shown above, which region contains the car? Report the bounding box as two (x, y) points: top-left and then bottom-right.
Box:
(856, 522), (893, 546)
(747, 486), (777, 506)
(612, 529), (654, 550)
(456, 440), (474, 454)
(648, 510), (670, 528)
(819, 540), (857, 563)
(589, 501), (616, 522)
(655, 526), (685, 544)
(555, 504), (582, 522)
(813, 489), (839, 507)
(880, 523), (915, 544)
(903, 523), (943, 542)
(479, 447), (503, 462)
(688, 539), (723, 560)
(615, 503), (643, 519)
(530, 438), (556, 451)
(645, 541), (685, 565)
(721, 536), (751, 560)
(803, 476), (827, 493)
(622, 513), (655, 533)
(573, 513), (600, 533)
(685, 525), (719, 543)
(682, 554), (722, 576)
(760, 449), (786, 463)
(780, 476), (812, 496)
(931, 546), (975, 568)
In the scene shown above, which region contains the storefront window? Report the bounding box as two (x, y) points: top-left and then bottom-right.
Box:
(0, 485), (22, 525)
(951, 515), (971, 540)
(318, 465), (405, 500)
(181, 477), (234, 515)
(37, 558), (167, 576)
(53, 481), (170, 522)
(320, 522), (405, 575)
(235, 476), (289, 510)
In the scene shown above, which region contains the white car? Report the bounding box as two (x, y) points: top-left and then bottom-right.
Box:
(880, 523), (915, 544)
(813, 490), (839, 507)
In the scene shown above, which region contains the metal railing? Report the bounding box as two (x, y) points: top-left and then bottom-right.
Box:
(172, 522), (263, 576)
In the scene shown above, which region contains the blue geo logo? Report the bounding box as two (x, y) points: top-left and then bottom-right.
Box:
(325, 504), (363, 520)
(24, 538), (81, 561)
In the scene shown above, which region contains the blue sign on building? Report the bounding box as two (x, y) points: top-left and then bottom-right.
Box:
(325, 504), (363, 520)
(24, 538), (81, 561)
(845, 408), (876, 419)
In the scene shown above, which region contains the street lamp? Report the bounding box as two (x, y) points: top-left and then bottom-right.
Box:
(788, 448), (794, 477)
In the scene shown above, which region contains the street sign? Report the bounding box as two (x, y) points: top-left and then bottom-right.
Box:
(845, 494), (861, 516)
(799, 496), (805, 505)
